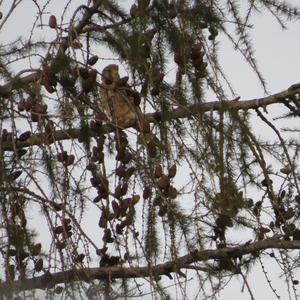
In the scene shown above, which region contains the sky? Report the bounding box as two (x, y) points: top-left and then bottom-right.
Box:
(1, 0), (300, 299)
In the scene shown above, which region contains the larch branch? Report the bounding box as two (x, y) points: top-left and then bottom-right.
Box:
(1, 236), (299, 294)
(2, 82), (300, 151)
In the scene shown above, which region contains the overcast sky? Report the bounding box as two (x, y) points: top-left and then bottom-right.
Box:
(1, 1), (300, 299)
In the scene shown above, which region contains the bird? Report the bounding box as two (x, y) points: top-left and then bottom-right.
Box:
(100, 64), (161, 158)
(100, 64), (141, 126)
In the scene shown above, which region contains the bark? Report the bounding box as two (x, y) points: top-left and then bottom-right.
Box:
(2, 82), (300, 151)
(1, 236), (299, 294)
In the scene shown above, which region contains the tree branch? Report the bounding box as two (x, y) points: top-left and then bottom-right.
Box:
(3, 82), (300, 151)
(0, 2), (102, 94)
(1, 236), (299, 294)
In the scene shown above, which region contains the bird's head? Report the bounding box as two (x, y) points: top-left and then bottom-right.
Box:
(102, 64), (120, 84)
